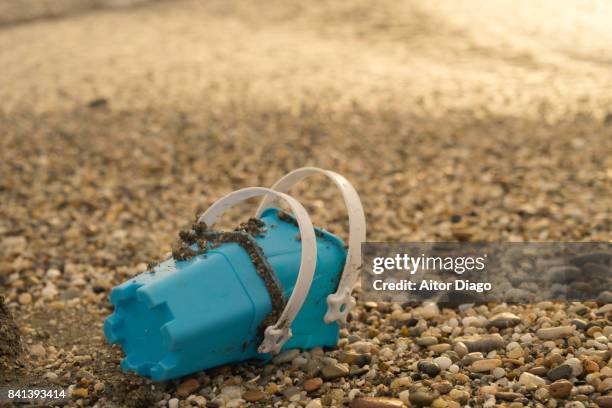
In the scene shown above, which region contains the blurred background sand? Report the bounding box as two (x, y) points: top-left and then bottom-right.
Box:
(1, 0), (612, 120)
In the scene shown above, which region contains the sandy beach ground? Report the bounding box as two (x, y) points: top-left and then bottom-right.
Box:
(0, 1), (610, 407)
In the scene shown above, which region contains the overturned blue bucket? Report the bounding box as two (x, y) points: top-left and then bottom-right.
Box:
(104, 168), (365, 381)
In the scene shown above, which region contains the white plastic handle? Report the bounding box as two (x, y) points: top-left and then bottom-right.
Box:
(256, 167), (366, 324)
(198, 187), (317, 354)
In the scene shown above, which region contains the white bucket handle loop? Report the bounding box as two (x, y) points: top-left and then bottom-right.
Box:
(256, 167), (366, 324)
(198, 187), (317, 354)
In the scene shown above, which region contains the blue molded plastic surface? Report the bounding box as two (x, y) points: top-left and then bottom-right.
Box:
(104, 208), (346, 380)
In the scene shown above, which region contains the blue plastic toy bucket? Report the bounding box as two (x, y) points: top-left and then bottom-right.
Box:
(104, 168), (365, 381)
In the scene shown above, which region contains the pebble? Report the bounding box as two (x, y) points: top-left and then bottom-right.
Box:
(576, 385), (594, 395)
(414, 302), (440, 319)
(30, 344), (46, 358)
(453, 373), (469, 384)
(303, 377), (323, 392)
(399, 390), (410, 405)
(431, 381), (452, 394)
(547, 364), (572, 381)
(416, 336), (438, 346)
(168, 398), (179, 408)
(433, 356), (452, 371)
(596, 395), (612, 408)
(548, 266), (581, 283)
(507, 346), (524, 359)
(493, 367), (506, 379)
(597, 304), (612, 314)
(534, 388), (550, 402)
(571, 318), (588, 330)
(417, 361), (441, 377)
(306, 399), (323, 408)
(599, 377), (612, 392)
(44, 372), (59, 383)
(409, 388), (439, 407)
(449, 389), (469, 403)
(471, 358), (502, 372)
(584, 359), (600, 373)
(548, 379), (573, 399)
(339, 351), (371, 366)
(225, 399), (245, 408)
(72, 388), (88, 398)
(350, 341), (375, 353)
(519, 372), (547, 387)
(221, 385), (243, 399)
(565, 358), (584, 376)
(428, 343), (451, 353)
(488, 312), (521, 328)
(564, 402), (585, 408)
(431, 398), (447, 408)
(347, 334), (362, 343)
(265, 383), (278, 394)
(18, 293), (32, 305)
(462, 316), (485, 327)
(46, 268), (61, 279)
(390, 376), (412, 389)
(536, 326), (575, 340)
(243, 390), (266, 402)
(454, 334), (505, 352)
(272, 349), (300, 364)
(177, 378), (199, 397)
(495, 391), (522, 401)
(529, 366), (548, 376)
(462, 352), (484, 366)
(321, 363), (349, 380)
(453, 342), (468, 357)
(41, 284), (58, 300)
(350, 397), (406, 408)
(4, 236), (26, 254)
(479, 385), (497, 396)
(62, 288), (80, 300)
(283, 386), (301, 402)
(292, 355), (309, 369)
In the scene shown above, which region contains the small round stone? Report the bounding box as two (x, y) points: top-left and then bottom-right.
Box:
(30, 344), (46, 358)
(471, 359), (502, 373)
(493, 367), (506, 379)
(454, 342), (468, 357)
(547, 364), (572, 381)
(519, 372), (546, 387)
(449, 389), (469, 404)
(321, 363), (349, 380)
(177, 378), (199, 397)
(350, 397), (405, 408)
(549, 380), (573, 399)
(417, 361), (441, 377)
(18, 293), (32, 305)
(433, 356), (452, 371)
(409, 388), (440, 407)
(306, 399), (323, 408)
(243, 390), (266, 402)
(303, 378), (323, 392)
